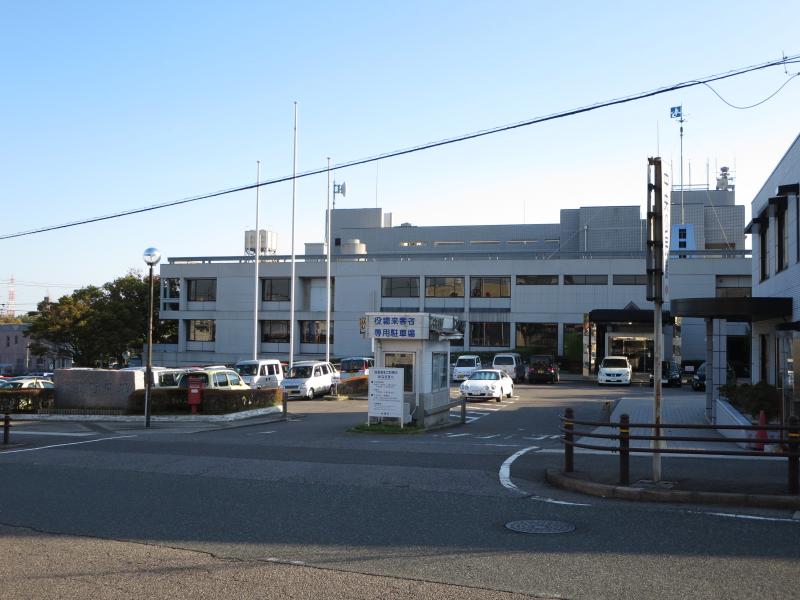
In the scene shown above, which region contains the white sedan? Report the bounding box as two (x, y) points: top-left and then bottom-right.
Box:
(459, 369), (514, 402)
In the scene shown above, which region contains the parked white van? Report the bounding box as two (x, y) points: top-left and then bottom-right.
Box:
(282, 360), (338, 399)
(338, 357), (374, 381)
(452, 355), (482, 382)
(492, 353), (525, 383)
(234, 359), (284, 389)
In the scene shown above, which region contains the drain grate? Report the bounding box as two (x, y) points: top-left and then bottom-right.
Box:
(505, 520), (575, 534)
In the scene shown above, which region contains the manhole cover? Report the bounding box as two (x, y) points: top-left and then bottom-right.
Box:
(505, 520), (575, 534)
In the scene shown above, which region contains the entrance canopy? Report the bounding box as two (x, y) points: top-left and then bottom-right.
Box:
(588, 308), (672, 324)
(670, 297), (792, 322)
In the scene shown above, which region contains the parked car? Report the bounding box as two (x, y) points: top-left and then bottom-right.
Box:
(233, 359), (284, 389)
(492, 353), (525, 383)
(452, 355), (482, 382)
(691, 362), (737, 391)
(338, 357), (374, 381)
(177, 368), (250, 390)
(597, 356), (632, 385)
(649, 361), (682, 387)
(458, 369), (514, 402)
(281, 360), (338, 399)
(4, 377), (54, 389)
(527, 355), (560, 384)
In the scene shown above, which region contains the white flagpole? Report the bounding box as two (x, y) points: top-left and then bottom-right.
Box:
(326, 157), (332, 363)
(252, 160), (261, 361)
(289, 102), (298, 369)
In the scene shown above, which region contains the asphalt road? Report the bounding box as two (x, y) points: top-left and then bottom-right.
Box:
(1, 382), (798, 599)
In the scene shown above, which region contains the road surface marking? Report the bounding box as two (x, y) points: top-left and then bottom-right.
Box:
(499, 446), (540, 494)
(256, 430), (277, 434)
(446, 433), (470, 438)
(529, 495), (591, 507)
(0, 435), (137, 454)
(477, 434), (500, 439)
(7, 431), (94, 437)
(698, 511), (800, 524)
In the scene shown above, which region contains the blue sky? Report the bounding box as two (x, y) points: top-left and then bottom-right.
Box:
(2, 1), (800, 312)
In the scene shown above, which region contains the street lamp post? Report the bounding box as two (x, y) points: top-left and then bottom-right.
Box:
(143, 247), (162, 428)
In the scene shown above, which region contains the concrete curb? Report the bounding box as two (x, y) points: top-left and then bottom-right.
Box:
(545, 468), (800, 510)
(9, 406), (283, 424)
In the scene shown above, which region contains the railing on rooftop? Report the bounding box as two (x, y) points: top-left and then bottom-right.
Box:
(167, 248), (751, 265)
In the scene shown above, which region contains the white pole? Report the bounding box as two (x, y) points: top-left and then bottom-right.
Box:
(680, 117), (685, 224)
(253, 160), (261, 361)
(289, 102), (298, 369)
(326, 157), (332, 363)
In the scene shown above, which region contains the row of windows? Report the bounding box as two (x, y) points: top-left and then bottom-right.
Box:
(185, 319), (332, 343)
(381, 274), (647, 297)
(396, 239), (560, 247)
(177, 273), (649, 304)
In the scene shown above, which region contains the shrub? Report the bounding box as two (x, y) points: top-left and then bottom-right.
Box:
(127, 387), (282, 415)
(0, 389), (55, 413)
(719, 381), (782, 421)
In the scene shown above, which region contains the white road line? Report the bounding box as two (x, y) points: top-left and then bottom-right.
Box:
(696, 511), (800, 524)
(499, 446), (540, 495)
(477, 434), (501, 439)
(529, 495), (591, 507)
(446, 433), (470, 438)
(0, 435), (137, 454)
(525, 435), (549, 441)
(6, 431), (94, 437)
(256, 430), (276, 435)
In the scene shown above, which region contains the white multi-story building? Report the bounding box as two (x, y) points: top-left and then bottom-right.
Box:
(153, 173), (751, 375)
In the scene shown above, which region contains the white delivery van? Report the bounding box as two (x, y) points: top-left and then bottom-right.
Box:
(281, 360), (337, 399)
(452, 355), (482, 382)
(234, 359), (284, 389)
(491, 352), (525, 383)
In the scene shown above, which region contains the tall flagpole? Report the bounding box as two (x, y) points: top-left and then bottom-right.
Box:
(252, 160), (261, 361)
(326, 157), (332, 363)
(289, 102), (298, 370)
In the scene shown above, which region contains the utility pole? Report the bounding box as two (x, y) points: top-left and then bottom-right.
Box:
(646, 157), (670, 481)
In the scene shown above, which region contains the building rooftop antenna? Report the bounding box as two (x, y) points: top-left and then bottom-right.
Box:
(670, 105), (687, 224)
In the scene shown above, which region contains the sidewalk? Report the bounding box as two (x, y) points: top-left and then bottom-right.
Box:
(548, 392), (800, 509)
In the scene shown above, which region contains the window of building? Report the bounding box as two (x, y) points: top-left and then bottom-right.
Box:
(385, 352), (414, 392)
(777, 204), (788, 273)
(399, 241), (425, 247)
(434, 240), (464, 246)
(470, 322), (510, 347)
(161, 278), (180, 310)
(299, 320), (333, 344)
(262, 278), (291, 302)
(612, 274), (648, 285)
(470, 277), (511, 298)
(261, 320), (290, 343)
(517, 275), (558, 285)
(382, 277), (419, 298)
(564, 274), (608, 285)
(508, 240), (538, 245)
(425, 276), (464, 298)
(187, 279), (217, 302)
(716, 275), (751, 299)
(678, 228), (687, 240)
(431, 352), (448, 391)
(187, 319), (215, 342)
(759, 219), (770, 282)
(515, 323), (558, 354)
(470, 240), (501, 245)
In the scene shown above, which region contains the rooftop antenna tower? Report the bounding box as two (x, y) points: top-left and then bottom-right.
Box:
(6, 276), (16, 317)
(670, 105), (686, 223)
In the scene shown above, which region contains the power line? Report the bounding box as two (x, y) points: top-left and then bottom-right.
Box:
(2, 53), (799, 242)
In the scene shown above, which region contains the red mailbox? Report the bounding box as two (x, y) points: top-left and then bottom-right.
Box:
(187, 375), (204, 414)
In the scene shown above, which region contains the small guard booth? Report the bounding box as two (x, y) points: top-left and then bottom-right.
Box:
(364, 312), (462, 428)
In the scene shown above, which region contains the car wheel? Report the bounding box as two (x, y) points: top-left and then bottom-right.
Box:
(495, 395), (502, 402)
(307, 387), (315, 399)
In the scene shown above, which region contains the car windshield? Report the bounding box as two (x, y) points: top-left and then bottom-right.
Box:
(341, 359), (366, 372)
(494, 357), (513, 365)
(602, 359), (629, 369)
(288, 366), (313, 379)
(235, 364), (259, 376)
(469, 371), (499, 380)
(455, 358), (476, 367)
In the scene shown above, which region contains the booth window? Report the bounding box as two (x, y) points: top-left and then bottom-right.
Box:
(261, 320), (290, 343)
(385, 352), (414, 392)
(262, 278), (291, 301)
(187, 319), (215, 342)
(382, 277), (419, 298)
(470, 276), (510, 298)
(516, 275), (558, 285)
(425, 276), (464, 298)
(470, 322), (510, 347)
(431, 352), (448, 391)
(187, 279), (217, 302)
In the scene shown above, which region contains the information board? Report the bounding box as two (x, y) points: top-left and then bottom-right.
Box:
(368, 368), (404, 420)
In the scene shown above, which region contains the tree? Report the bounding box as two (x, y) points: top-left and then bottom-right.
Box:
(28, 271), (166, 367)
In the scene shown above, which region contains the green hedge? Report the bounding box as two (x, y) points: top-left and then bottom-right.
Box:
(337, 376), (368, 396)
(719, 381), (782, 421)
(128, 387), (282, 415)
(0, 389), (55, 413)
